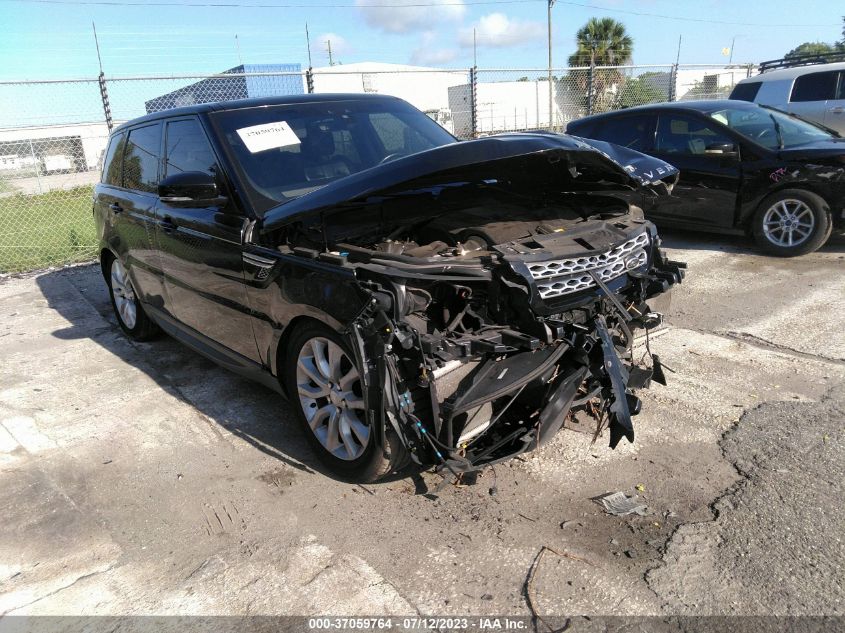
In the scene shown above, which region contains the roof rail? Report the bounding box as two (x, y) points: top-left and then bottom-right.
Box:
(759, 51), (845, 73)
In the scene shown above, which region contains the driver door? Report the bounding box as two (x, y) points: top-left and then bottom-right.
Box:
(648, 113), (741, 229)
(154, 116), (261, 362)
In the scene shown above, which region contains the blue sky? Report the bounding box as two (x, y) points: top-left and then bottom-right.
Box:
(0, 0), (842, 79)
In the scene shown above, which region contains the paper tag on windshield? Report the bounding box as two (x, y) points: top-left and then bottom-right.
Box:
(236, 121), (300, 153)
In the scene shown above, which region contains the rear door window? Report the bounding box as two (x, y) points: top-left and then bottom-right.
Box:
(123, 123), (162, 194)
(102, 132), (126, 187)
(790, 71), (838, 102)
(730, 81), (762, 102)
(587, 115), (655, 151)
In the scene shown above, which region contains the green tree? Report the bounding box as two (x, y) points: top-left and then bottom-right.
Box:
(838, 15), (845, 50)
(567, 17), (634, 66)
(567, 18), (634, 114)
(616, 73), (668, 108)
(784, 41), (836, 59)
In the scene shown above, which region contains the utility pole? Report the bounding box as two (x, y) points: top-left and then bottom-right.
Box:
(305, 23), (313, 67)
(326, 39), (334, 66)
(547, 0), (556, 130)
(92, 22), (113, 131)
(728, 35), (737, 64)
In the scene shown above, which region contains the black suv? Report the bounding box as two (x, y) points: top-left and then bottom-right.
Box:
(94, 94), (684, 482)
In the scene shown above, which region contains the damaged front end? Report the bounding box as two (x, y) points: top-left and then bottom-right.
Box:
(263, 134), (686, 475)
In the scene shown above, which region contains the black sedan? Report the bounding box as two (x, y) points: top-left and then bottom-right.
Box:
(567, 100), (845, 256)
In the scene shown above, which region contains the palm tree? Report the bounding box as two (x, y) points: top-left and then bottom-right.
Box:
(568, 17), (633, 67)
(566, 18), (634, 114)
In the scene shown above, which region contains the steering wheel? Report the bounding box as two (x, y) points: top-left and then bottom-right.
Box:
(379, 152), (409, 165)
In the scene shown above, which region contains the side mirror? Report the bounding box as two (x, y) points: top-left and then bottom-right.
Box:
(704, 142), (738, 157)
(158, 171), (228, 207)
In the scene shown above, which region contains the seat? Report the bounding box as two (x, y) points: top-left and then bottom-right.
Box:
(300, 127), (352, 181)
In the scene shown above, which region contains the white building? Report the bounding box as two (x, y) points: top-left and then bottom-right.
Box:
(0, 122), (111, 176)
(311, 62), (468, 132)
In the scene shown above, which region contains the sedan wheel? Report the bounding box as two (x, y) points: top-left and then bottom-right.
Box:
(761, 199), (814, 249)
(295, 336), (370, 461)
(752, 189), (832, 257)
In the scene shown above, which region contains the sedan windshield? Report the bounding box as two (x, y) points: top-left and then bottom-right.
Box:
(210, 99), (456, 213)
(709, 106), (834, 150)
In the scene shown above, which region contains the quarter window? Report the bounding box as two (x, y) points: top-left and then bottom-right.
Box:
(655, 115), (733, 155)
(165, 119), (218, 177)
(730, 81), (762, 102)
(102, 132), (125, 187)
(123, 124), (162, 193)
(790, 71), (838, 102)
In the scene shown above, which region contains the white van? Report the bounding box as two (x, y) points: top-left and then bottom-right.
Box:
(730, 58), (845, 135)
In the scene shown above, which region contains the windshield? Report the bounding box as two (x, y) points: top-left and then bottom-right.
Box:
(210, 99), (456, 213)
(709, 106), (834, 150)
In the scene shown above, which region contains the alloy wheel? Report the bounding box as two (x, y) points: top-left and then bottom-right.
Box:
(110, 259), (137, 329)
(295, 336), (369, 461)
(761, 199), (815, 248)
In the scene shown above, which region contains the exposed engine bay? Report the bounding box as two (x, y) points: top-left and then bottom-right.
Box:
(264, 134), (686, 477)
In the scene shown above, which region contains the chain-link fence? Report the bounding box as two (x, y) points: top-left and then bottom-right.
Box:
(0, 63), (754, 273)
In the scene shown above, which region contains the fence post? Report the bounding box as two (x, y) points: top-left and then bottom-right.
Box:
(28, 139), (43, 195)
(306, 68), (314, 94)
(470, 67), (478, 139)
(668, 63), (678, 102)
(587, 63), (595, 116)
(98, 72), (113, 132)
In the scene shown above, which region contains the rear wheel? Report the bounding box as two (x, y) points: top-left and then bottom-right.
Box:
(283, 322), (405, 482)
(752, 189), (832, 257)
(106, 256), (158, 341)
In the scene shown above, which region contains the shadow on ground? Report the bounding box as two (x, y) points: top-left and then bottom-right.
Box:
(657, 226), (845, 255)
(34, 264), (340, 479)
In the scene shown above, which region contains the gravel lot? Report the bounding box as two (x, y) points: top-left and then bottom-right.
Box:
(0, 230), (843, 621)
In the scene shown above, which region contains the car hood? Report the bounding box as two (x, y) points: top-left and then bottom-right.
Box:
(261, 133), (679, 230)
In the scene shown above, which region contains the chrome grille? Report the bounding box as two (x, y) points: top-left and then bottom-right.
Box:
(527, 232), (650, 300)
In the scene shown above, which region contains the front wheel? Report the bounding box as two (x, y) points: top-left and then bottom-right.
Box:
(283, 322), (406, 482)
(751, 189), (832, 257)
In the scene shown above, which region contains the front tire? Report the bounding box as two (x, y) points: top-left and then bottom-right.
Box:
(752, 189), (832, 257)
(106, 256), (158, 341)
(283, 322), (405, 482)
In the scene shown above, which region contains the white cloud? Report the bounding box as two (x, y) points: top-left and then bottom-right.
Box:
(357, 0), (466, 34)
(459, 13), (544, 48)
(316, 32), (351, 58)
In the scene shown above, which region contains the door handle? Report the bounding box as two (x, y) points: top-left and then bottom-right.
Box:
(108, 202), (123, 214)
(829, 106), (845, 114)
(159, 215), (177, 232)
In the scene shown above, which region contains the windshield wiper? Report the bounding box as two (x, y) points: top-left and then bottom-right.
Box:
(768, 113), (785, 150)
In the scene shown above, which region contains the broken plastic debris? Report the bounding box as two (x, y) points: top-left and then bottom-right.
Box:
(597, 492), (647, 516)
(635, 484), (645, 492)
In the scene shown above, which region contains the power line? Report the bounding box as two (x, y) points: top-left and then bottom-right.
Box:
(0, 0), (833, 26)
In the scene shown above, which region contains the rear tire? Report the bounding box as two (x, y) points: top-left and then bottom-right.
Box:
(283, 321), (406, 482)
(105, 255), (158, 341)
(752, 189), (832, 257)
